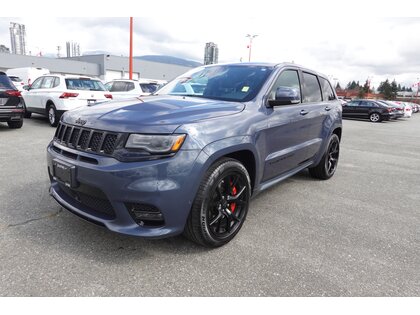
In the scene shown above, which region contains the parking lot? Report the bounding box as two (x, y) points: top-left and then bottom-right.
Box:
(0, 114), (419, 296)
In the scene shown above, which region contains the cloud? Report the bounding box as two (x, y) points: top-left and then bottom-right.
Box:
(2, 16), (420, 88)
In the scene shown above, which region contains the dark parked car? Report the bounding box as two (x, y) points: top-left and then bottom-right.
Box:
(0, 71), (24, 129)
(376, 100), (404, 119)
(47, 63), (342, 247)
(342, 99), (394, 122)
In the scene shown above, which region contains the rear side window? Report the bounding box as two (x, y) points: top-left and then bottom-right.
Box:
(302, 72), (322, 103)
(65, 79), (106, 91)
(319, 77), (336, 101)
(53, 77), (60, 88)
(0, 75), (15, 90)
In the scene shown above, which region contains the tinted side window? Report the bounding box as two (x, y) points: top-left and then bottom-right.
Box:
(319, 77), (336, 101)
(30, 77), (43, 89)
(269, 69), (301, 102)
(302, 72), (322, 103)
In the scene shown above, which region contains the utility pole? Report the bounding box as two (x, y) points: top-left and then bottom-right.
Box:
(129, 17), (133, 80)
(246, 34), (258, 62)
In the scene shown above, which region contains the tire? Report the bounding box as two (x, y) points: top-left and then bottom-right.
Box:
(369, 112), (381, 122)
(183, 158), (251, 247)
(47, 103), (59, 127)
(7, 120), (23, 129)
(309, 134), (340, 180)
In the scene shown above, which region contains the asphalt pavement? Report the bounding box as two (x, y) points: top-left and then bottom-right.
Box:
(0, 113), (419, 296)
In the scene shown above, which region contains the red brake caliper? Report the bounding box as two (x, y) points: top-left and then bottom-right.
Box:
(230, 184), (237, 213)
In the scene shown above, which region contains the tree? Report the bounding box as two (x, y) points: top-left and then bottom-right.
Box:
(362, 80), (370, 94)
(336, 82), (342, 90)
(391, 80), (398, 99)
(378, 79), (397, 100)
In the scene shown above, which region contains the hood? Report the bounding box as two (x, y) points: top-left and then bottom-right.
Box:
(62, 95), (245, 133)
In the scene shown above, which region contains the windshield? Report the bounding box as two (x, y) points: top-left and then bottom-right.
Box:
(65, 78), (106, 91)
(156, 65), (274, 102)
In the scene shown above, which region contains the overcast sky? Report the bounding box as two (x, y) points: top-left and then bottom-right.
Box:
(2, 1), (420, 90)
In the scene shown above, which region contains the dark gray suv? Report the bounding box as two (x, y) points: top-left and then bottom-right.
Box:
(47, 63), (342, 247)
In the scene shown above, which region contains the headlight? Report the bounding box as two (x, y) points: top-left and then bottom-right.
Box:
(125, 134), (186, 154)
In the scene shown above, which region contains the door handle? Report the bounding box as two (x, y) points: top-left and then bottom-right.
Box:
(325, 106), (331, 111)
(300, 109), (309, 115)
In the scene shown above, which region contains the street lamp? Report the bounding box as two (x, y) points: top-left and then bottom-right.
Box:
(246, 34), (258, 62)
(417, 77), (419, 99)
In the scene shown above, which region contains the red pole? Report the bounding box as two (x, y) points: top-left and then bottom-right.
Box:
(129, 17), (133, 80)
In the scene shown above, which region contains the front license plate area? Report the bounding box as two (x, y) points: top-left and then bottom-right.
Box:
(53, 159), (78, 188)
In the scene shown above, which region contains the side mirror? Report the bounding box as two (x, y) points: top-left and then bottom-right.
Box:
(23, 85), (30, 91)
(268, 86), (300, 106)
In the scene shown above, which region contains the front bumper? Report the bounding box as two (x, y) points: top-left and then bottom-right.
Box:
(47, 141), (204, 238)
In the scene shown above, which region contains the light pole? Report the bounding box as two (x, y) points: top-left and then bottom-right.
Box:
(129, 17), (133, 80)
(417, 77), (419, 99)
(246, 34), (258, 62)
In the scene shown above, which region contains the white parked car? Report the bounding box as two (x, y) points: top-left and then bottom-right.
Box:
(105, 79), (166, 100)
(22, 74), (112, 126)
(395, 102), (413, 118)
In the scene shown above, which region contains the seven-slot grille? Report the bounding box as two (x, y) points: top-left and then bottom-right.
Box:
(54, 122), (120, 156)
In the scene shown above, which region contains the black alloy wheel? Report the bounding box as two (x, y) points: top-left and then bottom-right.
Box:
(184, 158), (251, 247)
(309, 133), (340, 180)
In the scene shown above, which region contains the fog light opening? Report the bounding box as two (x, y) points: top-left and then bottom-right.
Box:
(126, 203), (165, 227)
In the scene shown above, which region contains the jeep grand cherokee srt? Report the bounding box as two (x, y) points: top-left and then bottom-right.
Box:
(47, 63), (342, 247)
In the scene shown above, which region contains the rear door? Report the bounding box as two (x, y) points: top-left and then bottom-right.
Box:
(301, 74), (339, 159)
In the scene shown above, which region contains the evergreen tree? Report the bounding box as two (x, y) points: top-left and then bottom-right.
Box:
(391, 80), (398, 99)
(362, 80), (370, 94)
(336, 82), (342, 90)
(378, 79), (393, 99)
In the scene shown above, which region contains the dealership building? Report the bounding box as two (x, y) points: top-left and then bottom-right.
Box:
(0, 53), (194, 82)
